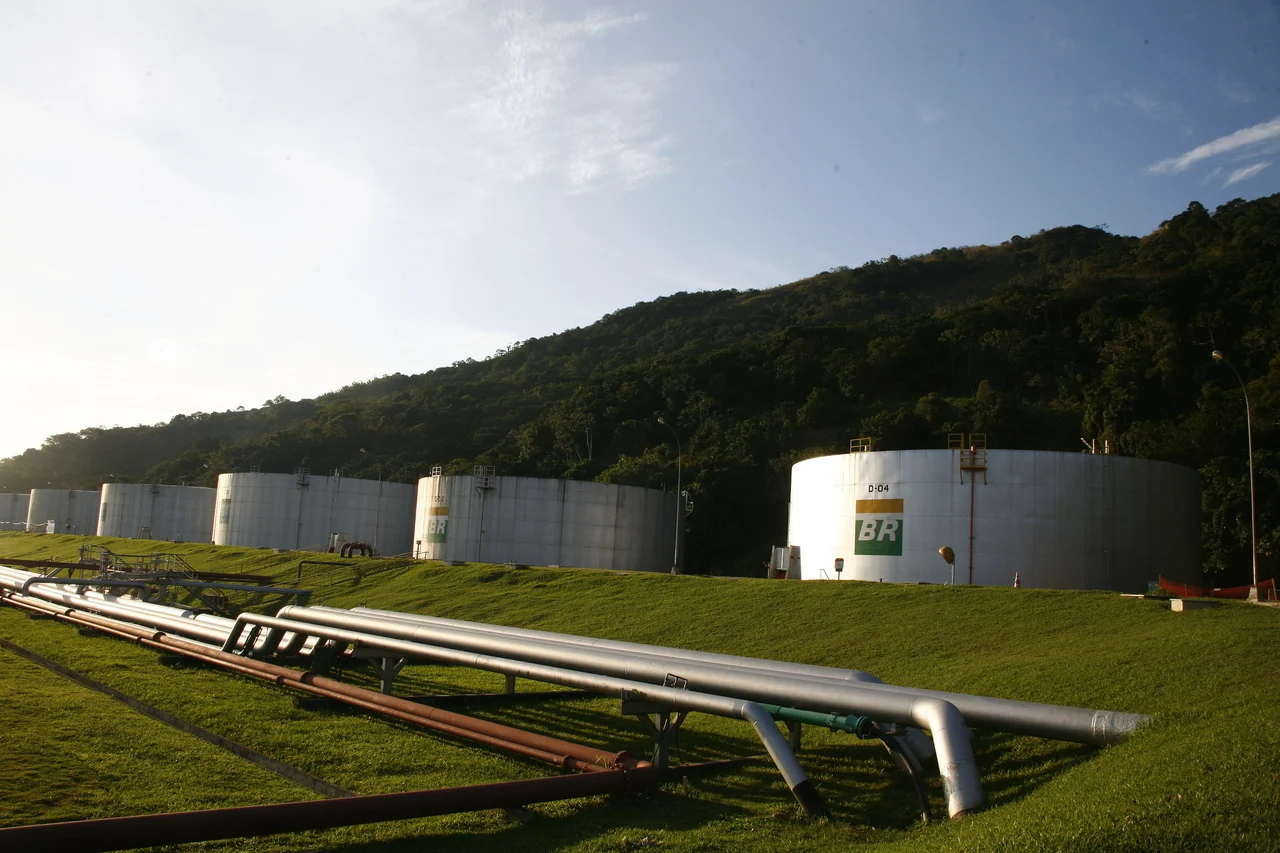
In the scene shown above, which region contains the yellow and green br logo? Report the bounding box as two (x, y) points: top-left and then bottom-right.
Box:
(854, 499), (903, 556)
(427, 506), (449, 543)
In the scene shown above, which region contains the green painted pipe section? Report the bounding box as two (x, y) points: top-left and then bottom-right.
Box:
(761, 704), (874, 737)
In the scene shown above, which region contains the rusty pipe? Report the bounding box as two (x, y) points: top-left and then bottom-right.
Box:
(253, 676), (609, 772)
(9, 596), (622, 771)
(1, 595), (153, 644)
(0, 766), (662, 853)
(0, 592), (635, 772)
(8, 596), (620, 772)
(206, 611), (828, 816)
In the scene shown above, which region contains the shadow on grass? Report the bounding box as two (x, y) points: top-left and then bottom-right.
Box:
(969, 730), (1097, 805)
(285, 661), (1104, 843)
(278, 727), (1105, 853)
(316, 786), (754, 853)
(311, 663), (1104, 798)
(794, 729), (1096, 829)
(284, 733), (1101, 853)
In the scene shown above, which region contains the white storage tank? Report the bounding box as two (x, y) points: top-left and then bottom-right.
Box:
(98, 483), (217, 542)
(787, 447), (1200, 592)
(412, 470), (680, 572)
(213, 471), (416, 554)
(0, 492), (30, 530)
(26, 489), (101, 535)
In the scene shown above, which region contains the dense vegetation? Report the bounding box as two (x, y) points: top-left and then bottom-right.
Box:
(4, 195), (1280, 580)
(1, 534), (1277, 852)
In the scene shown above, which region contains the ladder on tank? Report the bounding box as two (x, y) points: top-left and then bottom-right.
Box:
(949, 433), (988, 484)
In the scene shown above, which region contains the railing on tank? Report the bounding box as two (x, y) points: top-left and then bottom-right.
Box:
(849, 437), (872, 453)
(949, 433), (988, 483)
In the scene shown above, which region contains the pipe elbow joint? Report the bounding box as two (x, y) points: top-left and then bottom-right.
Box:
(738, 702), (831, 820)
(909, 696), (986, 819)
(221, 614), (253, 653)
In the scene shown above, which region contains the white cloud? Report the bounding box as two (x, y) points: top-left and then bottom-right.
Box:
(918, 103), (945, 124)
(1224, 161), (1271, 187)
(1092, 83), (1184, 121)
(0, 1), (680, 458)
(460, 8), (676, 191)
(1146, 115), (1280, 174)
(566, 62), (678, 190)
(1051, 36), (1079, 59)
(1218, 78), (1253, 106)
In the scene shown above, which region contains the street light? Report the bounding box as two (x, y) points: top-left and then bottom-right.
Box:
(1212, 350), (1259, 599)
(657, 416), (683, 574)
(939, 545), (956, 585)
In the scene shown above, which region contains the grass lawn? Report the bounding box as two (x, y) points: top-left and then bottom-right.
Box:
(0, 532), (1276, 852)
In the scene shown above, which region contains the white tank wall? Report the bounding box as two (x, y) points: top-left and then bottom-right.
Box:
(0, 493), (29, 528)
(412, 475), (679, 573)
(213, 472), (416, 553)
(787, 449), (1201, 593)
(26, 489), (101, 535)
(98, 484), (216, 542)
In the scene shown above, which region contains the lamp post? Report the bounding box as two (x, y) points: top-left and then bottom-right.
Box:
(1212, 350), (1259, 599)
(657, 417), (683, 575)
(939, 545), (956, 585)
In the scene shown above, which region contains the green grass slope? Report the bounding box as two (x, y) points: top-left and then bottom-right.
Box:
(0, 533), (1276, 852)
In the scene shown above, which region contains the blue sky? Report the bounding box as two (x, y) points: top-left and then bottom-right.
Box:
(2, 0), (1278, 461)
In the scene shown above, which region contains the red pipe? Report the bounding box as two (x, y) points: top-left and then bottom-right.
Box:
(0, 767), (661, 853)
(0, 559), (272, 584)
(8, 599), (619, 771)
(0, 558), (93, 571)
(968, 446), (976, 585)
(1, 593), (639, 772)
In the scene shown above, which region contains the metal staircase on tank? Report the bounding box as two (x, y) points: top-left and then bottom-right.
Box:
(950, 433), (988, 484)
(472, 466), (497, 563)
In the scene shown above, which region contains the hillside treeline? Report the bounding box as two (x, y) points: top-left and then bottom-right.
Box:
(4, 195), (1279, 581)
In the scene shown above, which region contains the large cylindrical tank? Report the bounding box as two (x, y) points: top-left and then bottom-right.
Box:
(787, 449), (1200, 592)
(1, 492), (30, 530)
(412, 473), (680, 572)
(26, 489), (101, 535)
(213, 472), (416, 553)
(97, 483), (216, 542)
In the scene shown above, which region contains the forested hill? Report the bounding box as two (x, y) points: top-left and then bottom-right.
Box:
(4, 195), (1279, 580)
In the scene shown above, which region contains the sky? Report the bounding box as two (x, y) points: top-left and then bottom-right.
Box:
(2, 0), (1279, 460)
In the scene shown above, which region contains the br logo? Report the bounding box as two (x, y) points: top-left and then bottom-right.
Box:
(854, 498), (903, 556)
(426, 507), (449, 543)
